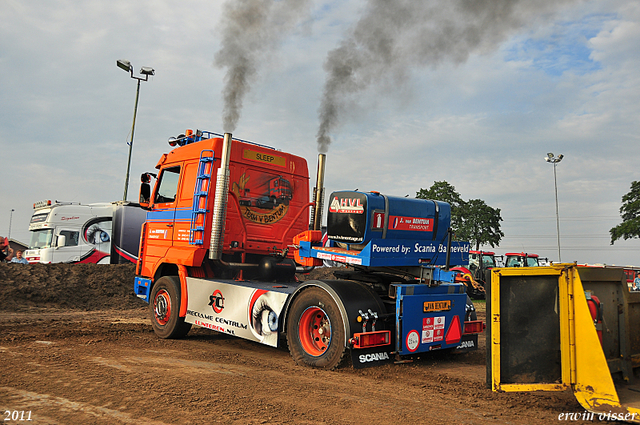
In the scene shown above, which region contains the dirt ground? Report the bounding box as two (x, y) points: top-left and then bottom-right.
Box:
(0, 263), (592, 424)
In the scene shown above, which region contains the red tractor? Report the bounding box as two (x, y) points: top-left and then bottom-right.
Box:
(503, 252), (546, 267)
(451, 250), (499, 300)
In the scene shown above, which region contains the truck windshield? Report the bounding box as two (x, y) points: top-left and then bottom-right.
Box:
(29, 229), (54, 249)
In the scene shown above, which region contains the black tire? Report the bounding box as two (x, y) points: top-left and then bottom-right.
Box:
(286, 287), (347, 369)
(150, 276), (192, 339)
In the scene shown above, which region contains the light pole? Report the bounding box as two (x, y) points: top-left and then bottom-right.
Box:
(117, 59), (155, 201)
(545, 152), (564, 262)
(8, 209), (14, 240)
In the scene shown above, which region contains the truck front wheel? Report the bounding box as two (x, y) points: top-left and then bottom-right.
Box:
(286, 287), (346, 369)
(150, 276), (191, 339)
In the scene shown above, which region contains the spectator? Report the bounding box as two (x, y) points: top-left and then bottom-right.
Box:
(634, 273), (640, 292)
(0, 236), (14, 262)
(10, 250), (28, 264)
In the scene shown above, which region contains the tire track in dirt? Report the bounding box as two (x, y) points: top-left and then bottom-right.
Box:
(0, 387), (169, 425)
(0, 265), (588, 424)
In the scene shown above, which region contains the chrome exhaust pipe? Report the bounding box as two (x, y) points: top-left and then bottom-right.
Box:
(209, 133), (232, 260)
(310, 153), (326, 231)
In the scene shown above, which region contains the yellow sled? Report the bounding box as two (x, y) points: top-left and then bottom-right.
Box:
(488, 264), (640, 422)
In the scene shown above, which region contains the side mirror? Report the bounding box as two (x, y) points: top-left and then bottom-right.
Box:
(56, 234), (66, 248)
(139, 182), (151, 207)
(139, 172), (156, 209)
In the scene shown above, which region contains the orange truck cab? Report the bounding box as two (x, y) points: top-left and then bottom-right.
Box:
(135, 130), (310, 284)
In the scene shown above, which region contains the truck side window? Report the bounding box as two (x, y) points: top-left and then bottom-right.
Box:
(59, 230), (79, 246)
(154, 166), (181, 204)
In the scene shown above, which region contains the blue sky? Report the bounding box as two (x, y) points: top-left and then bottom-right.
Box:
(1, 0), (640, 266)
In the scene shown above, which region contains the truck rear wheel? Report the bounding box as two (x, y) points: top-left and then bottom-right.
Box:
(287, 287), (346, 369)
(150, 276), (191, 339)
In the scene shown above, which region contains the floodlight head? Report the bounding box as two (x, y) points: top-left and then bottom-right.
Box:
(140, 66), (155, 76)
(558, 154), (564, 161)
(117, 59), (132, 72)
(545, 157), (551, 162)
(547, 152), (554, 158)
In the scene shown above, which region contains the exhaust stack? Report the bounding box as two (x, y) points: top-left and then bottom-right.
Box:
(209, 133), (233, 260)
(310, 154), (326, 231)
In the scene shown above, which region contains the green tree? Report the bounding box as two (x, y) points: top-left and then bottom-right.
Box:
(610, 181), (640, 244)
(416, 181), (503, 249)
(416, 181), (465, 233)
(457, 199), (504, 250)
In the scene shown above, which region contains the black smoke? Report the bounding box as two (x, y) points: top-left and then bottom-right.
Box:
(215, 0), (312, 133)
(316, 0), (577, 153)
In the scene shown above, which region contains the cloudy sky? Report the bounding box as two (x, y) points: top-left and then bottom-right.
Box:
(1, 0), (639, 267)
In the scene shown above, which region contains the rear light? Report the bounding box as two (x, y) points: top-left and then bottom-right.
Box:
(350, 330), (391, 349)
(463, 320), (485, 334)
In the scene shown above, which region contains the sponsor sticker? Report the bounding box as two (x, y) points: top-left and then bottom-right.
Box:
(61, 216), (80, 221)
(208, 289), (225, 314)
(315, 252), (363, 265)
(148, 228), (168, 239)
(389, 215), (433, 232)
(422, 316), (445, 343)
(423, 300), (452, 313)
(242, 203), (288, 224)
(328, 197), (364, 214)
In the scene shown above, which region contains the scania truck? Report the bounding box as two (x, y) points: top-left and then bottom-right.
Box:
(25, 200), (145, 264)
(133, 130), (484, 369)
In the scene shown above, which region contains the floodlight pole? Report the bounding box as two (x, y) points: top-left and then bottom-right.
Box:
(545, 153), (564, 262)
(117, 60), (154, 201)
(8, 208), (14, 240)
(123, 79), (142, 202)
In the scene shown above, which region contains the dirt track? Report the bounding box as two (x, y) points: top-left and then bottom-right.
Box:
(0, 264), (588, 424)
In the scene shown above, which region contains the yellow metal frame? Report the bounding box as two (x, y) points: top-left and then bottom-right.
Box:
(490, 265), (568, 392)
(490, 264), (639, 416)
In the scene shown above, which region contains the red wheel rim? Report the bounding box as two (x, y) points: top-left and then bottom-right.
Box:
(154, 289), (171, 326)
(298, 306), (332, 356)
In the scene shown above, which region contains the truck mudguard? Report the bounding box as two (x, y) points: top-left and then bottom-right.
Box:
(282, 279), (388, 346)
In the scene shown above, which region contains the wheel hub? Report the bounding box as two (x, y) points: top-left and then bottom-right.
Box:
(299, 306), (332, 356)
(154, 289), (171, 325)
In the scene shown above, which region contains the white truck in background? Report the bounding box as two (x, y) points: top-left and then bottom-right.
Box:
(25, 200), (145, 264)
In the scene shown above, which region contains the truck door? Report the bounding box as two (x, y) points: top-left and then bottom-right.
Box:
(142, 166), (181, 273)
(53, 229), (81, 263)
(172, 161), (198, 248)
